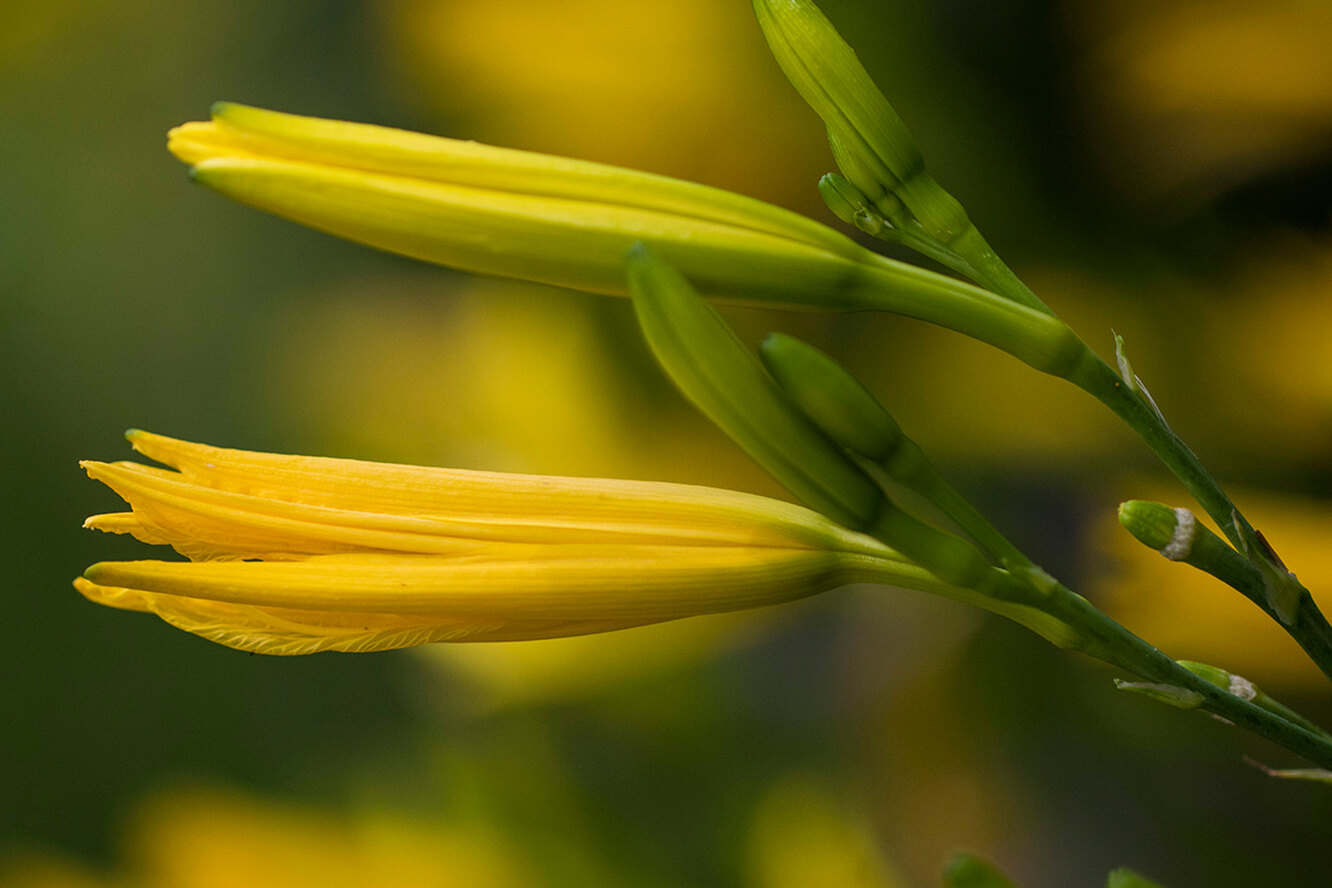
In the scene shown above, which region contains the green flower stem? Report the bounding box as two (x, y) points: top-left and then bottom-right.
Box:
(869, 223), (984, 284)
(1191, 535), (1332, 686)
(1036, 579), (1332, 769)
(945, 226), (1051, 316)
(873, 442), (1034, 571)
(1066, 352), (1332, 681)
(1179, 660), (1332, 740)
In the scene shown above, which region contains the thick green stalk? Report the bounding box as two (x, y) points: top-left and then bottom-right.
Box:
(945, 226), (1051, 316)
(1037, 581), (1332, 769)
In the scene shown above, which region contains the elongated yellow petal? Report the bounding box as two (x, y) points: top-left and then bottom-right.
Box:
(82, 433), (1083, 655)
(74, 577), (646, 654)
(77, 548), (934, 654)
(167, 105), (1087, 377)
(118, 430), (888, 555)
(174, 102), (863, 260)
(82, 548), (885, 618)
(186, 153), (873, 309)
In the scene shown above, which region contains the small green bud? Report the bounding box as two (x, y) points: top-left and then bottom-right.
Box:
(625, 245), (885, 531)
(760, 333), (1040, 572)
(626, 251), (1011, 593)
(1176, 660), (1237, 693)
(1178, 660), (1329, 736)
(1107, 868), (1168, 888)
(758, 333), (902, 462)
(818, 173), (866, 226)
(826, 131), (909, 226)
(752, 0), (923, 190)
(816, 173), (887, 235)
(1118, 501), (1195, 559)
(753, 0), (971, 242)
(943, 852), (1023, 888)
(1117, 501), (1309, 627)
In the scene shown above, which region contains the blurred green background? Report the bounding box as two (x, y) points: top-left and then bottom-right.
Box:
(4, 0), (1332, 885)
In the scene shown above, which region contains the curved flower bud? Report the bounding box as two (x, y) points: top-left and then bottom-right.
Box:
(753, 0), (1054, 314)
(751, 0), (966, 239)
(626, 245), (884, 531)
(625, 249), (1042, 601)
(77, 431), (950, 655)
(168, 103), (1084, 377)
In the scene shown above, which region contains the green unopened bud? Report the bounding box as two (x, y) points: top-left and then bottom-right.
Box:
(818, 173), (866, 226)
(826, 130), (908, 225)
(1118, 501), (1195, 559)
(817, 173), (885, 235)
(1107, 868), (1168, 888)
(170, 103), (1077, 375)
(943, 852), (1022, 888)
(753, 0), (921, 190)
(1178, 660), (1329, 737)
(753, 0), (968, 242)
(627, 248), (1010, 597)
(758, 333), (903, 463)
(625, 245), (885, 531)
(760, 333), (1037, 571)
(1116, 501), (1304, 625)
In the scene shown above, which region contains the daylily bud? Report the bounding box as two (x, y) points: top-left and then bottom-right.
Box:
(169, 103), (1085, 377)
(625, 249), (1028, 600)
(1177, 660), (1327, 736)
(758, 332), (903, 464)
(752, 0), (966, 241)
(753, 0), (1053, 316)
(77, 431), (951, 655)
(625, 245), (884, 531)
(1118, 500), (1196, 559)
(817, 173), (885, 235)
(760, 333), (1033, 570)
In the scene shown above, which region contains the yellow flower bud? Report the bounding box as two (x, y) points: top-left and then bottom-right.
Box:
(168, 103), (1085, 377)
(77, 431), (946, 655)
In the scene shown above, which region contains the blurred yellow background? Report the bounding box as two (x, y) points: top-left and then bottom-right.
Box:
(4, 1), (1332, 886)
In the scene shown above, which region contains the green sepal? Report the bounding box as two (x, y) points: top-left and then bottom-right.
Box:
(817, 173), (886, 235)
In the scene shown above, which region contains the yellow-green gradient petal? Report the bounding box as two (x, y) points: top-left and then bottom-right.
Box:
(118, 431), (889, 555)
(83, 548), (877, 619)
(75, 576), (645, 654)
(79, 432), (986, 654)
(173, 102), (863, 260)
(182, 152), (870, 310)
